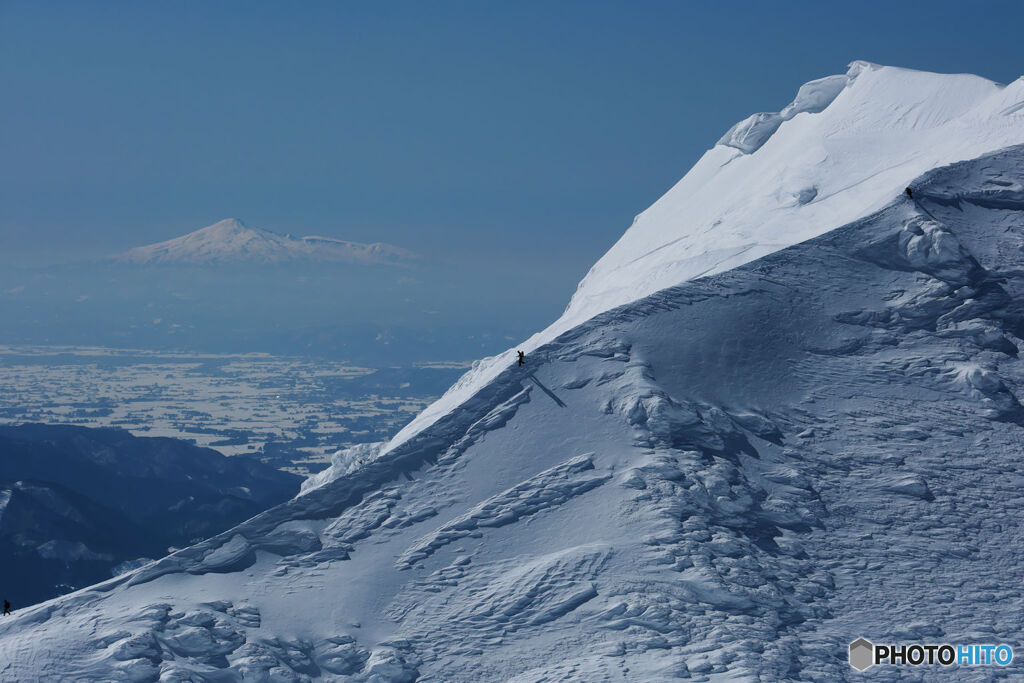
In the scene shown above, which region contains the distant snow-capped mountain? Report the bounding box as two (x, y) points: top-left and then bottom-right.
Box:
(113, 218), (419, 266)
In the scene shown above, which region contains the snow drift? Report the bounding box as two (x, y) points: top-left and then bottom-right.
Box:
(1, 64), (1023, 681)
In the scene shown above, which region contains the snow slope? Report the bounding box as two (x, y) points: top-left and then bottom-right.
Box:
(384, 61), (1024, 452)
(2, 66), (1024, 681)
(115, 219), (419, 266)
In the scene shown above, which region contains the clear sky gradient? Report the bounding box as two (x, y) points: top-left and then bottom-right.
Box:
(3, 1), (1023, 301)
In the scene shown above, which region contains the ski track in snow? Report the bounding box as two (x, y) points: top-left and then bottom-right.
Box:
(2, 68), (1024, 681)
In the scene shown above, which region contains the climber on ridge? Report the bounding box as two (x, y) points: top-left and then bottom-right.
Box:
(905, 187), (914, 199)
(517, 350), (525, 367)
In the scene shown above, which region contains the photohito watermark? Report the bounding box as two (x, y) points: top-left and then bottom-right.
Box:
(849, 638), (1013, 671)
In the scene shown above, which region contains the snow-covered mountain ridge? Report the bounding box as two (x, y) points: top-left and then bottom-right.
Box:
(384, 60), (1024, 455)
(2, 65), (1024, 680)
(114, 219), (419, 266)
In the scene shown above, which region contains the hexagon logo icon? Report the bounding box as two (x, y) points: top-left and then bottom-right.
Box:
(849, 638), (874, 671)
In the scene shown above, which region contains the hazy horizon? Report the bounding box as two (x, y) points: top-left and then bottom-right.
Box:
(4, 1), (1024, 359)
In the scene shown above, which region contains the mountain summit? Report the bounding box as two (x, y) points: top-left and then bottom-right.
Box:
(114, 218), (419, 266)
(3, 63), (1024, 680)
(564, 60), (1024, 329)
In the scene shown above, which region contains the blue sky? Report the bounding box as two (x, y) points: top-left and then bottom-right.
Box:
(2, 1), (1023, 302)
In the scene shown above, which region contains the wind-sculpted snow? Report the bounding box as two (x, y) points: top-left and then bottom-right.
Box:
(718, 73), (849, 154)
(300, 442), (387, 496)
(3, 99), (1024, 680)
(397, 455), (610, 567)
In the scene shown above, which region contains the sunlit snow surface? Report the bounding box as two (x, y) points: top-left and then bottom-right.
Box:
(2, 66), (1024, 680)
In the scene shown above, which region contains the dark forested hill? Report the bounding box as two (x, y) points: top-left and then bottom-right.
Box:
(0, 424), (301, 606)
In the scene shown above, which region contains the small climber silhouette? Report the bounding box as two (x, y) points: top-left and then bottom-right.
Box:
(3, 599), (10, 616)
(905, 187), (914, 199)
(517, 350), (525, 367)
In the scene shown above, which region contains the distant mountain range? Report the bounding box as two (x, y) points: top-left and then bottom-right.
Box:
(113, 218), (420, 266)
